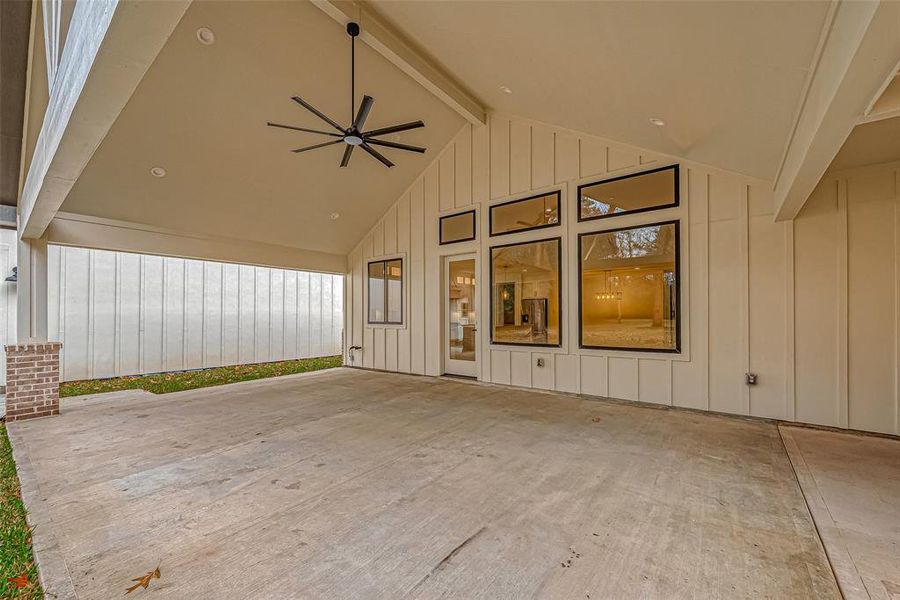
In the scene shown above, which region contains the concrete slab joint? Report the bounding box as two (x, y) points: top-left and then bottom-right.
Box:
(4, 342), (63, 421)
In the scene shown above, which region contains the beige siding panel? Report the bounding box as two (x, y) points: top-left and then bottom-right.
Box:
(708, 218), (743, 415)
(372, 220), (384, 257)
(472, 124), (490, 203)
(639, 359), (670, 405)
(748, 213), (788, 419)
(579, 138), (606, 179)
(454, 125), (473, 208)
(794, 187), (839, 427)
(509, 120), (531, 194)
(491, 349), (510, 384)
(385, 328), (398, 372)
(554, 353), (578, 393)
(580, 355), (607, 397)
(423, 164), (441, 375)
(847, 175), (896, 433)
(397, 193), (411, 373)
(531, 124), (554, 190)
(608, 357), (638, 401)
(607, 146), (639, 172)
(510, 351), (531, 387)
(554, 132), (579, 184)
(409, 179), (426, 375)
(490, 115), (510, 199)
(383, 205), (397, 255)
(532, 353), (554, 390)
(439, 149), (455, 212)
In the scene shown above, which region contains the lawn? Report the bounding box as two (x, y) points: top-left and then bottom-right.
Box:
(60, 355), (343, 397)
(0, 425), (42, 599)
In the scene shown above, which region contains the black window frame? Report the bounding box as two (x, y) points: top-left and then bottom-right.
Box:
(577, 220), (681, 353)
(367, 258), (404, 325)
(489, 236), (563, 348)
(439, 209), (477, 245)
(489, 190), (562, 237)
(577, 164), (680, 223)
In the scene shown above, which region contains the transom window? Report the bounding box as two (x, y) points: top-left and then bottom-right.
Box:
(578, 165), (679, 222)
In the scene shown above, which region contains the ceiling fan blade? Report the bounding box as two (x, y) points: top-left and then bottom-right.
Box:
(292, 96), (346, 133)
(292, 139), (344, 153)
(365, 138), (426, 154)
(340, 144), (354, 167)
(362, 120), (425, 138)
(361, 142), (395, 168)
(353, 95), (374, 131)
(267, 122), (343, 137)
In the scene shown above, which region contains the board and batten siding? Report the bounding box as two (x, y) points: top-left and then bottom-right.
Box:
(47, 246), (343, 382)
(344, 113), (900, 436)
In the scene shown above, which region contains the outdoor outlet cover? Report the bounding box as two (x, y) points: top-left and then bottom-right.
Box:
(536, 358), (545, 368)
(746, 373), (758, 385)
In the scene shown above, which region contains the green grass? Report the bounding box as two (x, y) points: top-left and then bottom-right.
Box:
(0, 425), (43, 599)
(60, 355), (343, 398)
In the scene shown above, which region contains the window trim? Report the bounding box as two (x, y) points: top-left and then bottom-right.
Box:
(439, 209), (477, 245)
(577, 164), (680, 223)
(577, 220), (681, 353)
(489, 190), (562, 237)
(367, 258), (404, 325)
(489, 236), (563, 348)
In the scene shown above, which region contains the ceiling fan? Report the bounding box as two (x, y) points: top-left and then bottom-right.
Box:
(266, 22), (426, 168)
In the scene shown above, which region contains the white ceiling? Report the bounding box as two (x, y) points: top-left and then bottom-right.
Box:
(828, 116), (900, 173)
(62, 0), (465, 256)
(372, 0), (832, 181)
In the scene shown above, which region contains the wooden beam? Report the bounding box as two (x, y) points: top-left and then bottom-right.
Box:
(311, 0), (486, 126)
(47, 212), (348, 274)
(772, 0), (900, 222)
(19, 0), (191, 240)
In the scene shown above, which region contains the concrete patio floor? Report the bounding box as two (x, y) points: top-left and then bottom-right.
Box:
(7, 368), (863, 599)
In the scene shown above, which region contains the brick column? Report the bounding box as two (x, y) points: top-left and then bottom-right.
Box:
(4, 342), (62, 421)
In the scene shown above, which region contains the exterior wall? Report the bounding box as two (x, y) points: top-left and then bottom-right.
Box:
(344, 114), (899, 436)
(47, 246), (343, 382)
(0, 229), (18, 387)
(795, 161), (900, 435)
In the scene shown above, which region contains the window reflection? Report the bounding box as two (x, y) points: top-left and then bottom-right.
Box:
(490, 192), (560, 236)
(491, 238), (561, 346)
(440, 211), (476, 244)
(368, 259), (402, 324)
(579, 166), (678, 221)
(580, 223), (679, 351)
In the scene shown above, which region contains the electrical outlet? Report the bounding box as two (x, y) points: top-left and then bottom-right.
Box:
(746, 373), (758, 385)
(536, 358), (545, 368)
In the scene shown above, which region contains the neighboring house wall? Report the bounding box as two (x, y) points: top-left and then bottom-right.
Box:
(0, 229), (18, 386)
(47, 246), (343, 382)
(344, 114), (900, 436)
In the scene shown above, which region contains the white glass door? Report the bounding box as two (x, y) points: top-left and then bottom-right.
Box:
(444, 254), (478, 377)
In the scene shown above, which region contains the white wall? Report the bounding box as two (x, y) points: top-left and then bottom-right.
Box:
(0, 229), (18, 386)
(47, 246), (343, 382)
(344, 114), (900, 436)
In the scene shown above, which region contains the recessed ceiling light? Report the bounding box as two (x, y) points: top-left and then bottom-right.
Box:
(150, 166), (167, 178)
(196, 27), (216, 45)
(649, 117), (665, 127)
(500, 85), (513, 94)
(330, 212), (341, 220)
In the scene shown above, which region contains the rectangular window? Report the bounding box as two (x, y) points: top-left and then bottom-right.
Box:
(578, 165), (679, 222)
(490, 237), (561, 346)
(579, 222), (679, 352)
(440, 210), (476, 244)
(490, 191), (560, 237)
(368, 259), (403, 324)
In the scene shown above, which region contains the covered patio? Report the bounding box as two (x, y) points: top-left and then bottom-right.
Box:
(12, 368), (897, 599)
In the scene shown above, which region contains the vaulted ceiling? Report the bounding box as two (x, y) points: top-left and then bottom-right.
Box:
(62, 0), (840, 258)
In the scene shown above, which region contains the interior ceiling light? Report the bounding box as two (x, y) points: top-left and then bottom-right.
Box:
(150, 166), (167, 178)
(649, 117), (666, 127)
(330, 212), (341, 220)
(196, 27), (215, 45)
(266, 22), (426, 168)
